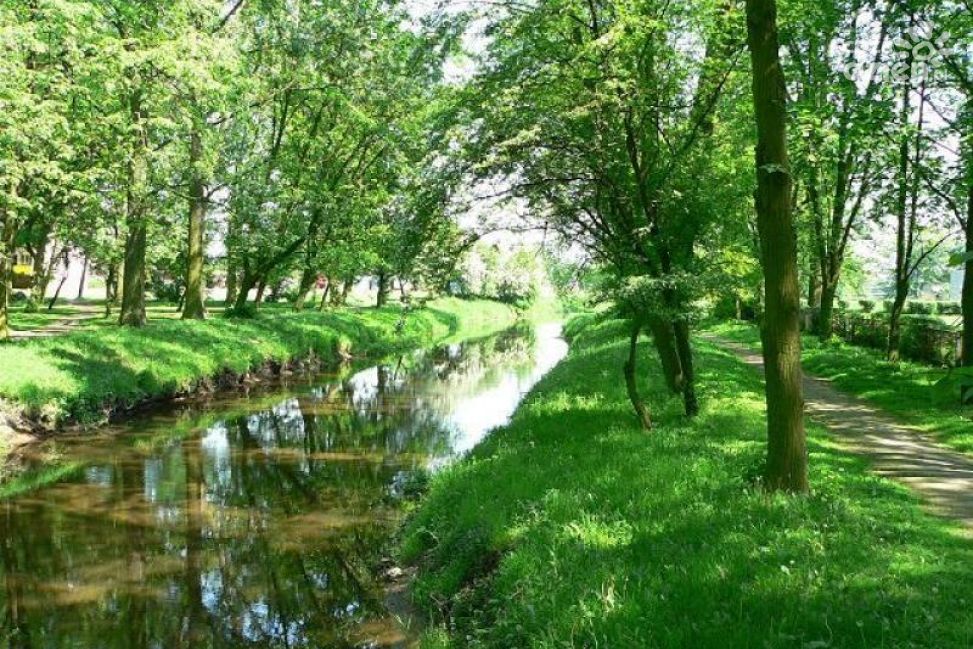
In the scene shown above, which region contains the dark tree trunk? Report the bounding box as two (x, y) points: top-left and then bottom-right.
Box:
(817, 278), (837, 340)
(623, 322), (653, 430)
(376, 270), (388, 308)
(294, 267), (316, 311)
(232, 269), (257, 313)
(254, 278), (267, 307)
(104, 263), (117, 318)
(0, 214), (14, 342)
(673, 319), (699, 417)
(318, 280), (332, 311)
(807, 269), (821, 310)
(76, 254), (88, 300)
(745, 0), (808, 492)
(646, 316), (685, 395)
(182, 125), (207, 320)
(119, 90), (149, 328)
(225, 260), (238, 307)
(46, 272), (67, 311)
(119, 222), (147, 326)
(887, 289), (908, 362)
(26, 228), (50, 312)
(963, 186), (972, 367)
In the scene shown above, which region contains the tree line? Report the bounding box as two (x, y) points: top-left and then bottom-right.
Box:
(0, 0), (468, 337)
(447, 0), (969, 491)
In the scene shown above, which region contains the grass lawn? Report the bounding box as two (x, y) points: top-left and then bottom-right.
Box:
(401, 318), (973, 648)
(0, 298), (516, 429)
(709, 322), (973, 455)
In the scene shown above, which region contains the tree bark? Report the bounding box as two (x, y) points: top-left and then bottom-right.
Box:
(962, 208), (972, 366)
(646, 316), (685, 395)
(181, 125), (207, 320)
(745, 0), (808, 493)
(623, 322), (653, 430)
(119, 90), (149, 328)
(232, 269), (257, 313)
(294, 267), (316, 311)
(76, 254), (88, 300)
(376, 270), (388, 308)
(26, 228), (50, 312)
(225, 259), (238, 307)
(673, 319), (699, 417)
(0, 213), (15, 342)
(817, 278), (837, 340)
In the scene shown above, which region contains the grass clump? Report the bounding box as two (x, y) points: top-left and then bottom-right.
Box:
(0, 299), (516, 428)
(709, 322), (973, 455)
(401, 317), (973, 648)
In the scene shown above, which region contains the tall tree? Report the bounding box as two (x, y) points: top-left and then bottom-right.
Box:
(745, 0), (808, 491)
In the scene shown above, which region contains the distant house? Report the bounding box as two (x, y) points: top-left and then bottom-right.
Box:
(11, 249), (33, 289)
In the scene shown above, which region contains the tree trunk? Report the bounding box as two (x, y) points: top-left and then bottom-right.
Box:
(225, 260), (238, 307)
(0, 214), (14, 342)
(182, 126), (207, 321)
(623, 322), (653, 430)
(646, 316), (685, 395)
(317, 280), (331, 311)
(119, 222), (148, 326)
(376, 270), (388, 308)
(104, 263), (117, 318)
(76, 254), (88, 300)
(294, 267), (316, 311)
(887, 289), (908, 362)
(817, 278), (837, 340)
(232, 270), (257, 313)
(673, 319), (699, 417)
(963, 183), (973, 367)
(119, 90), (149, 328)
(46, 272), (67, 311)
(26, 229), (50, 312)
(807, 269), (821, 310)
(745, 0), (808, 493)
(254, 278), (267, 308)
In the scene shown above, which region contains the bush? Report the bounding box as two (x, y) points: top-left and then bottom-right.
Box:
(859, 299), (876, 313)
(906, 301), (935, 315)
(837, 298), (849, 310)
(938, 302), (962, 316)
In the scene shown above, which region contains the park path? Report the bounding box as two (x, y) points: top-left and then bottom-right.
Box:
(10, 303), (104, 340)
(707, 335), (973, 532)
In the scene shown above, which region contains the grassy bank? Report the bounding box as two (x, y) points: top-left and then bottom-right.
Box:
(401, 318), (973, 648)
(709, 322), (973, 455)
(0, 298), (516, 431)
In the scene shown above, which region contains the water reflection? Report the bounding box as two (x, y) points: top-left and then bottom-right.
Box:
(0, 323), (567, 648)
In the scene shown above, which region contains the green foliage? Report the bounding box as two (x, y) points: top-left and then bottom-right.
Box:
(402, 318), (973, 648)
(0, 299), (515, 427)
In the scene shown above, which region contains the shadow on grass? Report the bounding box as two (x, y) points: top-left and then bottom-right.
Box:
(402, 319), (973, 648)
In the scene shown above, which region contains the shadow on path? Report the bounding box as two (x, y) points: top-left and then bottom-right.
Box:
(707, 335), (973, 531)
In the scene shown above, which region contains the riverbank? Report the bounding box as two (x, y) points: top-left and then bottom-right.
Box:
(709, 322), (973, 455)
(400, 317), (973, 648)
(0, 298), (517, 441)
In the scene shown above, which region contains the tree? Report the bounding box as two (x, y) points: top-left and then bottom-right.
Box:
(745, 0), (808, 492)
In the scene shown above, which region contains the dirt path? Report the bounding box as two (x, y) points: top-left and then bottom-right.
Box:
(708, 336), (973, 531)
(10, 304), (104, 339)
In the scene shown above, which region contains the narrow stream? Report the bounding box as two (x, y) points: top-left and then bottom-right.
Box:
(0, 323), (568, 649)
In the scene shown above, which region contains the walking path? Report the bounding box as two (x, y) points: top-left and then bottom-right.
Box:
(10, 304), (104, 339)
(708, 335), (973, 532)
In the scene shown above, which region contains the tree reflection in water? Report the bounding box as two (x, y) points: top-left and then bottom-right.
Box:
(0, 324), (567, 648)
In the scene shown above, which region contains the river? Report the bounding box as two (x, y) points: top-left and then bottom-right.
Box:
(0, 323), (568, 649)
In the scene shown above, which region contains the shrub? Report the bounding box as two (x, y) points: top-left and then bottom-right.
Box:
(906, 301), (935, 315)
(859, 299), (876, 313)
(937, 302), (962, 316)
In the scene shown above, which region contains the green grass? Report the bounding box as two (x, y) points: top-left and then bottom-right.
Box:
(709, 322), (973, 455)
(401, 317), (973, 648)
(7, 304), (85, 331)
(0, 298), (516, 428)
